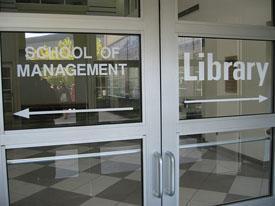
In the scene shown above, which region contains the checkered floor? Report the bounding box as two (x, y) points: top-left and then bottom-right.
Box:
(179, 145), (270, 206)
(6, 141), (271, 206)
(7, 142), (142, 206)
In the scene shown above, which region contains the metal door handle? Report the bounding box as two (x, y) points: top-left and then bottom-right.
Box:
(165, 151), (175, 196)
(153, 152), (163, 198)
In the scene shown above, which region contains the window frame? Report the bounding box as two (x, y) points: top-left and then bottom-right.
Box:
(161, 0), (275, 206)
(0, 1), (162, 206)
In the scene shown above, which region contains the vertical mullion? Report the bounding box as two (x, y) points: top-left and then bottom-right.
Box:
(143, 0), (162, 205)
(0, 36), (4, 134)
(0, 146), (9, 206)
(161, 0), (179, 205)
(272, 0), (275, 196)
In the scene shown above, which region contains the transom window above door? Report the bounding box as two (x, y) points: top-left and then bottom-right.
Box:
(0, 0), (140, 17)
(178, 0), (272, 26)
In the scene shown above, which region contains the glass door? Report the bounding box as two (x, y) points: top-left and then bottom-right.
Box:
(160, 0), (275, 206)
(0, 1), (161, 206)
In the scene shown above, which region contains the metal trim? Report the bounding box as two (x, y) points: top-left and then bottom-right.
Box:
(178, 114), (275, 135)
(153, 152), (163, 198)
(0, 146), (9, 206)
(164, 151), (175, 197)
(7, 148), (141, 165)
(179, 136), (270, 149)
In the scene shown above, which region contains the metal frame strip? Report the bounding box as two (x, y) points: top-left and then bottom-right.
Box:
(7, 148), (141, 164)
(179, 136), (270, 149)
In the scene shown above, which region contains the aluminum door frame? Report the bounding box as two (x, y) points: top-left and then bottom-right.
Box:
(160, 0), (275, 205)
(0, 1), (161, 205)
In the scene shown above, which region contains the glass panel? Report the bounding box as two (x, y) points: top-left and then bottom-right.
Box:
(179, 37), (273, 120)
(7, 139), (143, 206)
(1, 32), (142, 130)
(0, 0), (140, 17)
(179, 128), (272, 206)
(178, 0), (272, 26)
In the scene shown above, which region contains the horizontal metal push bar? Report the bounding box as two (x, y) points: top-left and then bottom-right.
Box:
(179, 136), (270, 149)
(7, 148), (141, 165)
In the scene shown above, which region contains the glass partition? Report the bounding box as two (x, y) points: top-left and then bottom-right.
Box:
(6, 139), (143, 206)
(179, 128), (272, 206)
(178, 37), (273, 119)
(1, 32), (142, 130)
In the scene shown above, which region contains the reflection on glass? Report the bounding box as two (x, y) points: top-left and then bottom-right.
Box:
(179, 129), (272, 206)
(1, 32), (141, 130)
(0, 0), (140, 17)
(178, 0), (272, 26)
(179, 37), (272, 119)
(7, 139), (142, 206)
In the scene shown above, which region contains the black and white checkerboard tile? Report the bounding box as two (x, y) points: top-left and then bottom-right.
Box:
(7, 144), (270, 206)
(179, 147), (270, 206)
(7, 146), (142, 206)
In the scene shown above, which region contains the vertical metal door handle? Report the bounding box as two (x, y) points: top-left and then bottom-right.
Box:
(165, 151), (175, 196)
(153, 152), (163, 198)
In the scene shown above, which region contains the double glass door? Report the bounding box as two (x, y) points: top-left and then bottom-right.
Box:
(0, 0), (275, 206)
(161, 0), (275, 206)
(0, 1), (161, 206)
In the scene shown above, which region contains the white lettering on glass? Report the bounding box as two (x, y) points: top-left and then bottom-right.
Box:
(183, 52), (269, 86)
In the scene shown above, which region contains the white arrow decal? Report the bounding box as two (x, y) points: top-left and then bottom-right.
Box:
(184, 95), (268, 104)
(14, 107), (134, 119)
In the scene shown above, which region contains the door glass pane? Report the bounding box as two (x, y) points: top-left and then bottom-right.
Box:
(179, 128), (272, 206)
(179, 37), (273, 120)
(0, 0), (140, 17)
(1, 32), (142, 130)
(7, 139), (143, 206)
(178, 0), (272, 26)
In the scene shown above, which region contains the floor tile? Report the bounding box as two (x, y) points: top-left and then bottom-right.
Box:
(7, 149), (43, 159)
(198, 173), (236, 193)
(180, 148), (206, 170)
(180, 162), (195, 170)
(9, 192), (27, 204)
(189, 159), (217, 173)
(179, 187), (197, 202)
(73, 175), (120, 197)
(110, 154), (141, 165)
(190, 189), (226, 205)
(260, 178), (270, 196)
(116, 203), (139, 206)
(9, 179), (46, 196)
(180, 198), (190, 206)
(238, 162), (269, 178)
(180, 171), (210, 189)
(179, 169), (186, 177)
(202, 147), (238, 162)
(97, 179), (141, 204)
(51, 172), (99, 192)
(87, 161), (140, 178)
(229, 176), (262, 197)
(80, 197), (117, 206)
(213, 160), (240, 175)
(223, 194), (251, 204)
(188, 200), (217, 206)
(125, 170), (141, 181)
(27, 151), (55, 159)
(122, 188), (142, 205)
(7, 164), (44, 178)
(180, 149), (204, 164)
(11, 188), (90, 206)
(15, 166), (74, 186)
